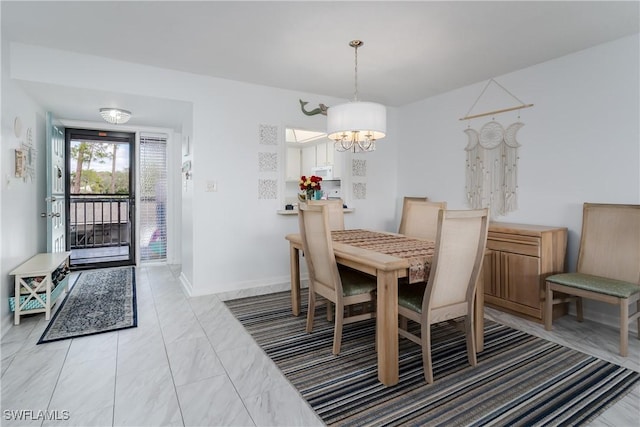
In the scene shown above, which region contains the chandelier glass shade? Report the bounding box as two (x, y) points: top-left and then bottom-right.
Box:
(99, 108), (132, 125)
(327, 40), (386, 152)
(327, 101), (386, 152)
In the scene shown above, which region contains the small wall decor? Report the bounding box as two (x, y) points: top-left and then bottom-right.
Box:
(352, 159), (367, 177)
(182, 160), (192, 180)
(258, 179), (278, 199)
(258, 124), (279, 200)
(351, 158), (368, 199)
(258, 152), (278, 172)
(352, 182), (367, 200)
(20, 128), (36, 182)
(14, 117), (23, 138)
(259, 124), (278, 145)
(15, 149), (27, 178)
(299, 99), (328, 116)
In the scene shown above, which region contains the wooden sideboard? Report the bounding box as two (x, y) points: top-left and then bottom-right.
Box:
(482, 222), (568, 322)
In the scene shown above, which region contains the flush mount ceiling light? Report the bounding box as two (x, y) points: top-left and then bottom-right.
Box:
(327, 40), (386, 152)
(99, 108), (132, 125)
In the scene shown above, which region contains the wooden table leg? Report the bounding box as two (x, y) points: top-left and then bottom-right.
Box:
(376, 270), (399, 386)
(289, 244), (301, 316)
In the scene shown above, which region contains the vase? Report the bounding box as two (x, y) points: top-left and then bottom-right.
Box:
(306, 189), (315, 202)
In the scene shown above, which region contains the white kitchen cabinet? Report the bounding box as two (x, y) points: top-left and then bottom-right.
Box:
(316, 142), (327, 166)
(301, 145), (316, 176)
(286, 147), (301, 181)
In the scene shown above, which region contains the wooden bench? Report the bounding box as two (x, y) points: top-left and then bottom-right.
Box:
(9, 252), (71, 325)
(544, 203), (639, 356)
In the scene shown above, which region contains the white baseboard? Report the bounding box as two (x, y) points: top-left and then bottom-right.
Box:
(215, 281), (291, 301)
(179, 271), (193, 297)
(187, 273), (309, 298)
(215, 276), (310, 301)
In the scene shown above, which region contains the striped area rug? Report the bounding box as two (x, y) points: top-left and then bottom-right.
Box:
(225, 290), (639, 426)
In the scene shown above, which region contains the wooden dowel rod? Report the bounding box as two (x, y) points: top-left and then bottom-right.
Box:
(459, 104), (534, 121)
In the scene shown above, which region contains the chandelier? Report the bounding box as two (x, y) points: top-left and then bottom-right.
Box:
(99, 108), (132, 125)
(327, 40), (386, 152)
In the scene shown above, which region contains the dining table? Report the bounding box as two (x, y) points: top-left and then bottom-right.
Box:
(285, 229), (485, 387)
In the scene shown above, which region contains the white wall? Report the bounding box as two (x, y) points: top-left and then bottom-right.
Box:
(6, 42), (399, 300)
(182, 73), (399, 295)
(0, 37), (48, 335)
(398, 34), (640, 328)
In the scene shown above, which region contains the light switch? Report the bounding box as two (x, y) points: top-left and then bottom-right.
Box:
(206, 180), (218, 192)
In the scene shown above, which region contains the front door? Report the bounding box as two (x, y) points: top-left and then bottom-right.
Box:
(66, 128), (136, 269)
(46, 112), (66, 252)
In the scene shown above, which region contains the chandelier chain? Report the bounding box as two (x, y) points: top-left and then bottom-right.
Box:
(353, 43), (359, 102)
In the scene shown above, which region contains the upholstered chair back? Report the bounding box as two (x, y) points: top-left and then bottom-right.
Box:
(399, 200), (447, 241)
(577, 203), (640, 284)
(308, 199), (345, 231)
(298, 204), (342, 298)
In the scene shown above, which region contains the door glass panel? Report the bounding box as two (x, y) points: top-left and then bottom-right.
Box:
(68, 133), (133, 267)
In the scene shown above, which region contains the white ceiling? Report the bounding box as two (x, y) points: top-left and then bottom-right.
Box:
(3, 1), (638, 129)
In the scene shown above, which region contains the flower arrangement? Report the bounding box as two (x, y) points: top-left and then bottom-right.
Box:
(299, 175), (322, 192)
(299, 175), (322, 201)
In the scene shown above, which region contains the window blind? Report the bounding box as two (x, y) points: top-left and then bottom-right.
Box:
(140, 134), (167, 261)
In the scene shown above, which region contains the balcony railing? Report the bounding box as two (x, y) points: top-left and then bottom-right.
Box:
(69, 195), (131, 249)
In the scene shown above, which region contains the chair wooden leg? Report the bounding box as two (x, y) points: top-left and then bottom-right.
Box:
(327, 301), (333, 322)
(399, 315), (408, 331)
(306, 291), (316, 333)
(333, 302), (345, 355)
(465, 315), (477, 367)
(372, 303), (378, 352)
(544, 282), (553, 331)
(637, 298), (640, 340)
(422, 322), (433, 384)
(576, 296), (584, 322)
(620, 297), (629, 357)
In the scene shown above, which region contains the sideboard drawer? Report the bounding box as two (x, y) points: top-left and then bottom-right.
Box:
(487, 236), (540, 257)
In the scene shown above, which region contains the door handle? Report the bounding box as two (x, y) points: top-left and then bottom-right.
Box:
(40, 212), (61, 218)
(45, 196), (57, 202)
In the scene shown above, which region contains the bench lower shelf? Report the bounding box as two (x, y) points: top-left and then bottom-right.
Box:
(8, 275), (69, 312)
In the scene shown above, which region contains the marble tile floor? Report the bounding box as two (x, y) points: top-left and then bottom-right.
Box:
(1, 263), (638, 427)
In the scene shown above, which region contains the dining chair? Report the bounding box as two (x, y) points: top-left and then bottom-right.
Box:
(545, 203), (640, 356)
(398, 196), (429, 234)
(398, 199), (447, 240)
(298, 203), (377, 355)
(397, 208), (489, 383)
(308, 198), (345, 231)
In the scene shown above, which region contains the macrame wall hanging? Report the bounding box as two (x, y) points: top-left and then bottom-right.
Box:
(460, 79), (533, 217)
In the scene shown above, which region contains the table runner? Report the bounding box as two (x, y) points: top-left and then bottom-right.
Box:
(331, 229), (434, 283)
